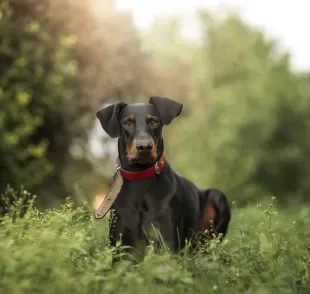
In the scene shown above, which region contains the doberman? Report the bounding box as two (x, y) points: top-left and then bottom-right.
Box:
(96, 96), (231, 258)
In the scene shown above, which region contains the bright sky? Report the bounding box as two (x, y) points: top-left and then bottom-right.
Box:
(116, 0), (310, 72)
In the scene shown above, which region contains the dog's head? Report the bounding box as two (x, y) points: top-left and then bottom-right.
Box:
(96, 97), (183, 165)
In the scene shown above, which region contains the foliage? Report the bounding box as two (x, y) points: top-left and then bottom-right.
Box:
(0, 0), (160, 208)
(0, 0), (75, 196)
(0, 189), (309, 293)
(168, 12), (310, 205)
(141, 16), (198, 157)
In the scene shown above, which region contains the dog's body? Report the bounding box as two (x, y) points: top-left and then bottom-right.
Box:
(96, 97), (231, 255)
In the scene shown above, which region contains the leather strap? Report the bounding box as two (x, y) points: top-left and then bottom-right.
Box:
(94, 155), (165, 219)
(94, 168), (123, 219)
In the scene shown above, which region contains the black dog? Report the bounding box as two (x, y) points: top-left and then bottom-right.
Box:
(96, 97), (231, 256)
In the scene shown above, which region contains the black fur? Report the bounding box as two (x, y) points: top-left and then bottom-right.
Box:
(96, 97), (231, 257)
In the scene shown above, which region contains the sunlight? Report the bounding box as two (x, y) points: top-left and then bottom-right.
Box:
(115, 0), (310, 71)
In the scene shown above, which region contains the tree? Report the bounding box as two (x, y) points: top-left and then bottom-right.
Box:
(0, 0), (77, 199)
(169, 11), (308, 205)
(0, 0), (161, 209)
(141, 16), (198, 158)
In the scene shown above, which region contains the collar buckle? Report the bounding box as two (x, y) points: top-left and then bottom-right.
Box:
(154, 161), (161, 174)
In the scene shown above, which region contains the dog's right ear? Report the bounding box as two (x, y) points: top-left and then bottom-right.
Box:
(149, 96), (183, 125)
(96, 102), (127, 138)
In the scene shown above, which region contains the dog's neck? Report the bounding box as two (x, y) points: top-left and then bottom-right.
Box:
(117, 138), (164, 172)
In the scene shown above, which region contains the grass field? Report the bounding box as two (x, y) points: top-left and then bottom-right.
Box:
(0, 192), (309, 294)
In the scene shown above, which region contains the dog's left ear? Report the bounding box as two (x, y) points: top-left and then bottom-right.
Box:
(149, 96), (183, 125)
(96, 102), (127, 138)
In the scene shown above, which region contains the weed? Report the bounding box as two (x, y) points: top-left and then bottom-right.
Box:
(0, 189), (309, 293)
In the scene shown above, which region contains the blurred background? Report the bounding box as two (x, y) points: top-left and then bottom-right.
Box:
(1, 0), (310, 213)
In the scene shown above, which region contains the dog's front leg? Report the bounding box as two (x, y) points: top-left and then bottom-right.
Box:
(109, 211), (125, 264)
(142, 212), (176, 253)
(158, 215), (177, 252)
(109, 210), (141, 264)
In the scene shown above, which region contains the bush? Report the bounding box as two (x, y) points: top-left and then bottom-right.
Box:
(0, 188), (309, 293)
(169, 12), (310, 205)
(0, 0), (160, 208)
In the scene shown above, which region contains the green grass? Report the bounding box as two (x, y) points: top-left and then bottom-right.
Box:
(0, 192), (309, 294)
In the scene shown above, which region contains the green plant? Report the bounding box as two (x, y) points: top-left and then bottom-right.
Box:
(0, 189), (309, 293)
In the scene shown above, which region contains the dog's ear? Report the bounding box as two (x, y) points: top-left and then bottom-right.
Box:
(149, 96), (183, 125)
(96, 102), (127, 138)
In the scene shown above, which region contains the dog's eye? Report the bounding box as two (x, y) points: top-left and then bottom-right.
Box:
(124, 121), (132, 127)
(150, 120), (158, 127)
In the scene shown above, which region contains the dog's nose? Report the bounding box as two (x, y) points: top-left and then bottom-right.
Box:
(136, 141), (153, 153)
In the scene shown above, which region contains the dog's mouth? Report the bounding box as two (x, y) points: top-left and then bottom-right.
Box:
(128, 153), (156, 165)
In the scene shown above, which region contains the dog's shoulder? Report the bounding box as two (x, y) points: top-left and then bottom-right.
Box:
(171, 169), (202, 197)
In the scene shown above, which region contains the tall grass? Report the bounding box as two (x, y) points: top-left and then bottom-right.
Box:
(0, 189), (309, 293)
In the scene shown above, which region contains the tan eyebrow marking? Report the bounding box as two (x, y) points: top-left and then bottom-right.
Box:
(128, 114), (135, 121)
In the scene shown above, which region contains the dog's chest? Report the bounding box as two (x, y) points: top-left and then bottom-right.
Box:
(113, 179), (174, 231)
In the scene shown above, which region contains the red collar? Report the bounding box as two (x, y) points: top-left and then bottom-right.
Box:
(119, 155), (165, 181)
